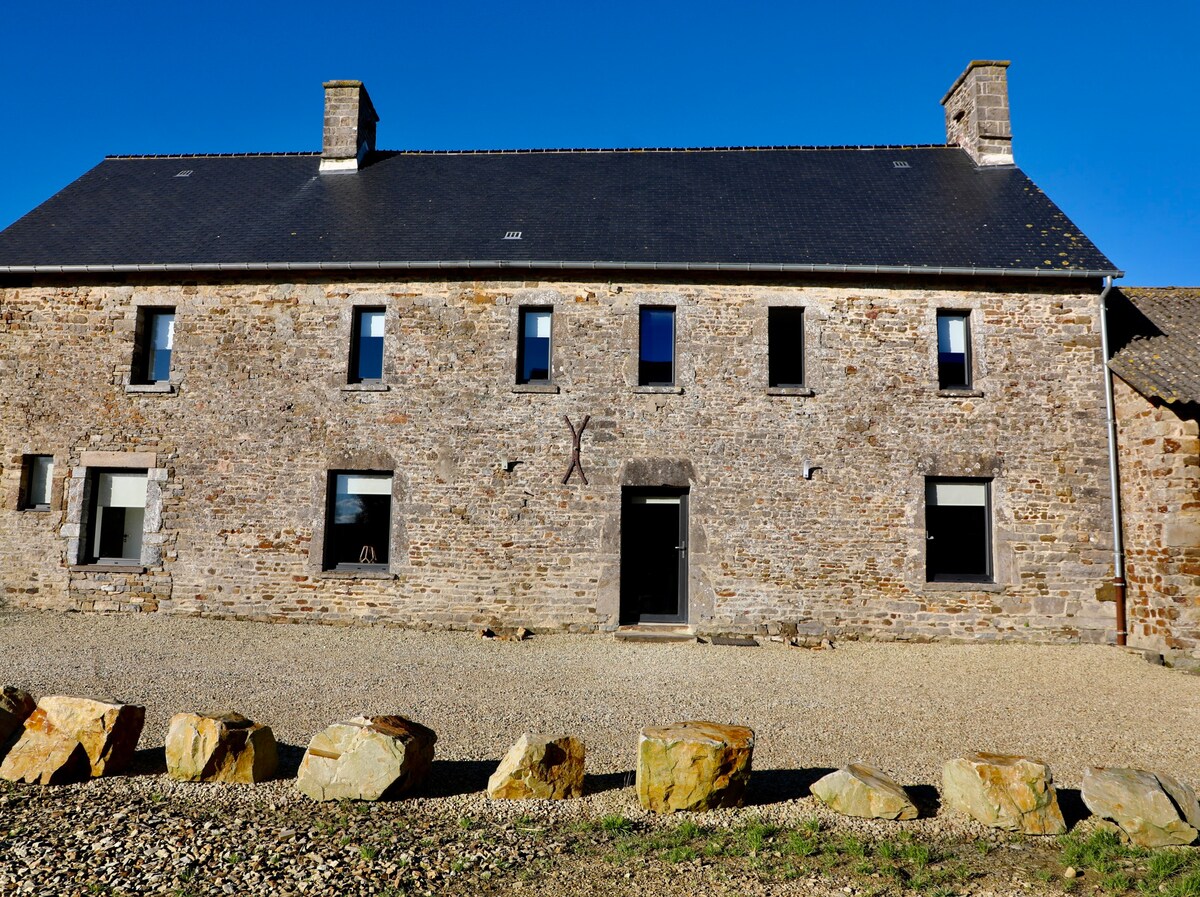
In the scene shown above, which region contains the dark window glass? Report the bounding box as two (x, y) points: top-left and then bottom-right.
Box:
(926, 479), (992, 582)
(350, 308), (385, 382)
(639, 307), (675, 386)
(768, 307), (805, 387)
(133, 309), (175, 384)
(937, 312), (971, 389)
(517, 308), (552, 383)
(84, 470), (147, 564)
(325, 472), (392, 570)
(19, 454), (53, 510)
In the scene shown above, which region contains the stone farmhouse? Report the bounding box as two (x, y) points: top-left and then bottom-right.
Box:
(3, 61), (1187, 651)
(1107, 288), (1200, 656)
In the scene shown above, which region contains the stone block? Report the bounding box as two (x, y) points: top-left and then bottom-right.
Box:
(942, 752), (1065, 835)
(487, 733), (585, 800)
(636, 721), (754, 813)
(165, 711), (278, 783)
(297, 715), (436, 801)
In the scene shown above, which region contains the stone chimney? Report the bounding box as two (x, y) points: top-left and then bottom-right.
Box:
(320, 80), (379, 173)
(940, 61), (1013, 167)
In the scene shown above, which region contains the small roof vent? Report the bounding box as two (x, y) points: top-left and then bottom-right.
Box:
(174, 170), (194, 177)
(504, 231), (522, 240)
(892, 161), (911, 169)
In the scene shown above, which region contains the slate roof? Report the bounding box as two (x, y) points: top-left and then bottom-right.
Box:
(0, 145), (1118, 277)
(1109, 287), (1200, 405)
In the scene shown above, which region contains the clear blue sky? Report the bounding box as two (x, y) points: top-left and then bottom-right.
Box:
(3, 1), (1196, 285)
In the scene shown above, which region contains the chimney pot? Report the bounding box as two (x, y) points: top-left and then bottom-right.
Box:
(320, 80), (379, 173)
(941, 61), (1013, 167)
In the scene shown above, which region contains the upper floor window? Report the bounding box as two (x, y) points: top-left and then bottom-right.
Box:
(350, 308), (385, 383)
(84, 470), (148, 564)
(768, 307), (805, 387)
(517, 307), (552, 384)
(325, 472), (392, 571)
(18, 454), (53, 511)
(936, 311), (972, 389)
(133, 309), (175, 385)
(926, 478), (992, 583)
(639, 307), (675, 386)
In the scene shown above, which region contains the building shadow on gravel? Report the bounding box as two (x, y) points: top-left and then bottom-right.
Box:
(417, 759), (497, 798)
(1057, 787), (1089, 829)
(747, 767), (836, 806)
(587, 770), (636, 795)
(908, 784), (941, 817)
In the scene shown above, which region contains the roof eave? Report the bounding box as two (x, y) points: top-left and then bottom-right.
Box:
(0, 260), (1124, 278)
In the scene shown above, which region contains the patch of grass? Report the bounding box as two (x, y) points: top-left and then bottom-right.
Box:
(1102, 871), (1133, 893)
(899, 840), (934, 871)
(359, 845), (378, 861)
(664, 845), (699, 863)
(741, 821), (779, 856)
(1060, 829), (1142, 871)
(599, 814), (634, 835)
(456, 816), (477, 830)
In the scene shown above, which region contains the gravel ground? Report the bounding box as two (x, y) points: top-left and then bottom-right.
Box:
(1, 609), (1198, 895)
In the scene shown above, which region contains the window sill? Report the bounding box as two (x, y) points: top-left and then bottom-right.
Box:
(341, 382), (390, 392)
(314, 568), (395, 580)
(512, 383), (560, 394)
(632, 385), (683, 395)
(937, 389), (984, 398)
(125, 383), (174, 394)
(19, 507), (52, 513)
(766, 386), (815, 397)
(71, 564), (149, 574)
(920, 580), (1003, 592)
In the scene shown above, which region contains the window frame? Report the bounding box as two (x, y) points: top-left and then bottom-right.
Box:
(18, 454), (54, 511)
(131, 307), (176, 386)
(515, 306), (554, 385)
(322, 470), (394, 573)
(936, 310), (973, 391)
(924, 476), (993, 584)
(638, 306), (676, 387)
(768, 306), (806, 388)
(348, 306), (386, 385)
(82, 467), (149, 566)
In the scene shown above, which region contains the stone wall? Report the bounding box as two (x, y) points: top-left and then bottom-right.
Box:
(0, 274), (1119, 641)
(1114, 377), (1200, 656)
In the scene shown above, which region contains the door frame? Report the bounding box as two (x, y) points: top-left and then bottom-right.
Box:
(619, 486), (689, 624)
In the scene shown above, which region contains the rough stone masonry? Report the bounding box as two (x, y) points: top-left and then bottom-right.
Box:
(0, 273), (1119, 641)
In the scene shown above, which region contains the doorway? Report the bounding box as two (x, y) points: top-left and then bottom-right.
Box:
(620, 488), (688, 624)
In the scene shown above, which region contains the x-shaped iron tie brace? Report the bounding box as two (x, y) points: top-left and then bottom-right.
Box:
(561, 414), (591, 485)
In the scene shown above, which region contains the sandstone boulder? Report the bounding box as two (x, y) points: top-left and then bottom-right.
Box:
(0, 686), (36, 749)
(165, 712), (278, 784)
(811, 763), (919, 820)
(636, 721), (754, 813)
(0, 696), (145, 785)
(1081, 767), (1199, 847)
(297, 715), (436, 802)
(942, 752), (1066, 835)
(487, 733), (585, 800)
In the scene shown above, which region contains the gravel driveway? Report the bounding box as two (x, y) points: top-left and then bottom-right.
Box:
(3, 609), (1199, 896)
(2, 609), (1196, 789)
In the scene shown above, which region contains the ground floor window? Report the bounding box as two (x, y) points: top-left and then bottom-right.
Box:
(325, 472), (392, 571)
(85, 470), (148, 564)
(925, 478), (992, 582)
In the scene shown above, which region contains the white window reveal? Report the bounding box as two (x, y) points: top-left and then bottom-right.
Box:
(89, 471), (148, 563)
(936, 311), (971, 389)
(20, 455), (54, 510)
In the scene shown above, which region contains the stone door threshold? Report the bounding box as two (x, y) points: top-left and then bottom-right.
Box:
(614, 624), (697, 644)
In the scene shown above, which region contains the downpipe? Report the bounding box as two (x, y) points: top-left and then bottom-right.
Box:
(1097, 276), (1127, 645)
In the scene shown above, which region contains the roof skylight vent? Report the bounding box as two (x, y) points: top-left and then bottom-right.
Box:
(175, 170), (194, 177)
(504, 231), (522, 240)
(892, 161), (911, 169)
